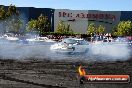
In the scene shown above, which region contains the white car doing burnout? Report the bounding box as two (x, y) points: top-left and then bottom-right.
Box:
(50, 38), (89, 54)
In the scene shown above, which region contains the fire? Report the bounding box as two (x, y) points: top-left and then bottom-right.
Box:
(78, 65), (86, 76)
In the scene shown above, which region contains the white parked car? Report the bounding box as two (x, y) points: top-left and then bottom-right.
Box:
(26, 36), (56, 42)
(37, 37), (56, 42)
(113, 37), (132, 45)
(25, 34), (55, 43)
(50, 38), (89, 54)
(3, 33), (19, 41)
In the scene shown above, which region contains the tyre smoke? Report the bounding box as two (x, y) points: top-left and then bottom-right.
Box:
(0, 39), (131, 61)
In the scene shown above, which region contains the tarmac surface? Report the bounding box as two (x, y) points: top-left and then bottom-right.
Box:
(0, 58), (131, 88)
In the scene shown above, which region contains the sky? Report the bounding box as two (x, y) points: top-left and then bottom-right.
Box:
(0, 0), (132, 11)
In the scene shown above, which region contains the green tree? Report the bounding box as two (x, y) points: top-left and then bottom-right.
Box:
(5, 5), (22, 33)
(113, 21), (132, 36)
(66, 23), (73, 33)
(0, 6), (6, 20)
(26, 14), (50, 34)
(96, 25), (105, 34)
(56, 20), (65, 33)
(26, 19), (38, 32)
(56, 21), (73, 34)
(0, 6), (6, 33)
(0, 5), (22, 33)
(37, 14), (50, 34)
(6, 18), (23, 33)
(6, 4), (19, 18)
(87, 23), (96, 36)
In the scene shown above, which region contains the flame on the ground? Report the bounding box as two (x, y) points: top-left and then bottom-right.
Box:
(78, 65), (86, 76)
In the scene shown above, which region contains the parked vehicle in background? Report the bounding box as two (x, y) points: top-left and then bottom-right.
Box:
(3, 33), (19, 41)
(114, 37), (132, 45)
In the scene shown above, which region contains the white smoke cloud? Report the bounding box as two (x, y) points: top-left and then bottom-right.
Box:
(0, 39), (131, 61)
(87, 43), (131, 61)
(0, 40), (53, 59)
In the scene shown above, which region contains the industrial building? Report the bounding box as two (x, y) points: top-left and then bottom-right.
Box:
(1, 6), (132, 34)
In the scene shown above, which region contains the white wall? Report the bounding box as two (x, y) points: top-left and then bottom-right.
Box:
(54, 9), (121, 34)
